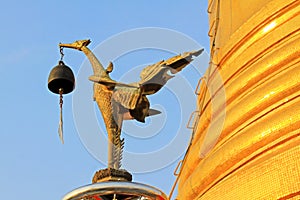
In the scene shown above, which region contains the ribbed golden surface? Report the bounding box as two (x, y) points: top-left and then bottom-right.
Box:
(177, 0), (300, 199)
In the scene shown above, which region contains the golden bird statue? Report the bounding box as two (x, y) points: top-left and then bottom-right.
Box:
(59, 39), (203, 170)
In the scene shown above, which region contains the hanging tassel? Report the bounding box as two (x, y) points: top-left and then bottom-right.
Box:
(58, 88), (64, 144)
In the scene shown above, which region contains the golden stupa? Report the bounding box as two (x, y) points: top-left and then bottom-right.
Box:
(176, 0), (300, 199)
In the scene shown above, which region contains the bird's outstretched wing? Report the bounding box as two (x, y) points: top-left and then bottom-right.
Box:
(111, 49), (204, 122)
(138, 49), (204, 95)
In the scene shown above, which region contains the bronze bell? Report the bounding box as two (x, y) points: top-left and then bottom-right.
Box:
(48, 61), (75, 94)
(48, 60), (75, 144)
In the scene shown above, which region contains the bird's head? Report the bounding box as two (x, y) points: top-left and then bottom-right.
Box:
(59, 39), (91, 51)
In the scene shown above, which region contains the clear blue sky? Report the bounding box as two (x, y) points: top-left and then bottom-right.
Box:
(0, 1), (209, 199)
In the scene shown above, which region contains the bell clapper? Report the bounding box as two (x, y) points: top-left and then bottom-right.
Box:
(58, 88), (64, 144)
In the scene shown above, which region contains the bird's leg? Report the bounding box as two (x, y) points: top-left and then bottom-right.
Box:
(113, 129), (124, 169)
(107, 128), (116, 169)
(107, 126), (124, 169)
(106, 124), (126, 171)
(114, 111), (125, 169)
